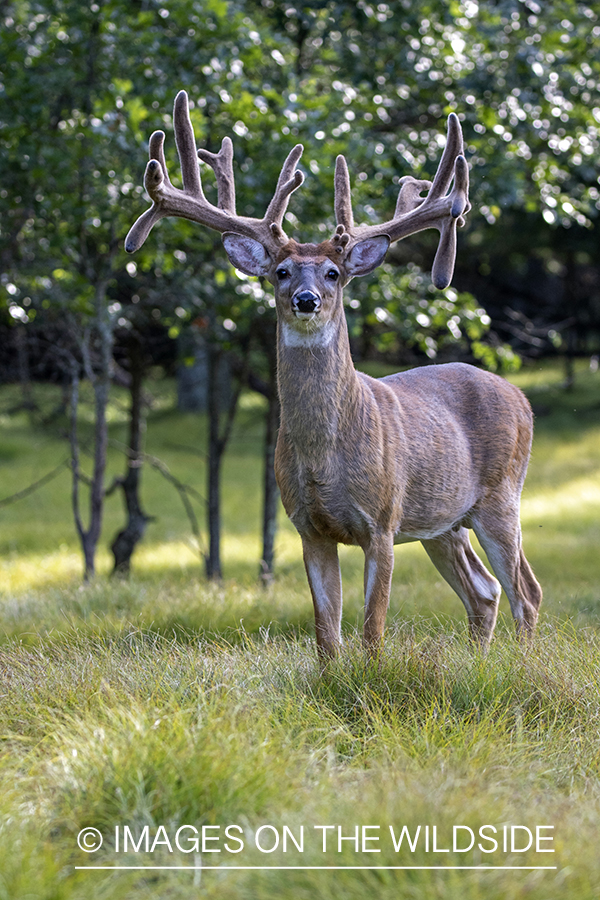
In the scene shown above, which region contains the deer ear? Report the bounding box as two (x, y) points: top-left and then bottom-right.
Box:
(344, 235), (390, 277)
(223, 232), (272, 276)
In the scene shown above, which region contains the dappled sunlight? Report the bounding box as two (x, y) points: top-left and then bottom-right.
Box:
(509, 358), (594, 392)
(522, 475), (600, 524)
(131, 539), (204, 573)
(0, 548), (85, 593)
(0, 535), (268, 595)
(0, 541), (204, 595)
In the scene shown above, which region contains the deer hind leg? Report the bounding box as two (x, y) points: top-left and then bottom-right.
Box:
(363, 533), (395, 650)
(301, 534), (343, 659)
(421, 527), (501, 647)
(471, 505), (542, 640)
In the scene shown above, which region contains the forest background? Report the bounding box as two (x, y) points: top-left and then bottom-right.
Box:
(1, 0), (599, 580)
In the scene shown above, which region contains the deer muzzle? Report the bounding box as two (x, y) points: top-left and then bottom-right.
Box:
(293, 290), (321, 316)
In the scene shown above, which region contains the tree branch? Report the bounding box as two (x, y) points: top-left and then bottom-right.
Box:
(0, 458), (70, 509)
(108, 438), (207, 558)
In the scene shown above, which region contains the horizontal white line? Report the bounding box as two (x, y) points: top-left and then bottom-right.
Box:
(75, 865), (558, 871)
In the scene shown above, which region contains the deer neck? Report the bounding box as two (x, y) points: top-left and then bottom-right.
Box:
(276, 308), (360, 459)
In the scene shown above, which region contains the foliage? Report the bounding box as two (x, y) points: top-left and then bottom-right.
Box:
(2, 0), (577, 360)
(347, 261), (521, 369)
(252, 0), (600, 353)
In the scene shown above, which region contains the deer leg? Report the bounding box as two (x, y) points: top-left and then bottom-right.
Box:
(472, 506), (542, 640)
(421, 527), (501, 647)
(301, 535), (343, 658)
(363, 533), (395, 650)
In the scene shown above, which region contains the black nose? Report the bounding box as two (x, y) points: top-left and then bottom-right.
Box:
(293, 291), (321, 314)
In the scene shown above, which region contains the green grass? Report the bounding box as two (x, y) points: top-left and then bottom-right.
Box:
(0, 358), (599, 897)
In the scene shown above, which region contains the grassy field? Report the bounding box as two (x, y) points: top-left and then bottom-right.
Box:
(0, 359), (599, 898)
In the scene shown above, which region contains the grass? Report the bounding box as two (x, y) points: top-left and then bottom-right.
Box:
(0, 358), (599, 897)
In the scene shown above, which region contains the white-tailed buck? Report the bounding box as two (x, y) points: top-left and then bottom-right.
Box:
(126, 90), (542, 656)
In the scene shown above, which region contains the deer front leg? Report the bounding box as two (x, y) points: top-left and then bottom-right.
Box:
(363, 533), (395, 650)
(301, 534), (343, 659)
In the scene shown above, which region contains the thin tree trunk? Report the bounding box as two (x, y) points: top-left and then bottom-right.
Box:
(87, 366), (109, 577)
(254, 314), (280, 583)
(260, 388), (280, 584)
(205, 339), (224, 580)
(69, 361), (100, 582)
(68, 281), (113, 582)
(69, 364), (86, 562)
(564, 330), (575, 392)
(204, 333), (249, 581)
(110, 339), (150, 575)
(86, 309), (111, 579)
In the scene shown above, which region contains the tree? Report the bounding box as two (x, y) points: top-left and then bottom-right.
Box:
(246, 0), (600, 364)
(5, 0), (596, 584)
(0, 1), (126, 578)
(0, 0), (302, 578)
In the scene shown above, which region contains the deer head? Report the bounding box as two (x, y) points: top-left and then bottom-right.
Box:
(125, 91), (471, 314)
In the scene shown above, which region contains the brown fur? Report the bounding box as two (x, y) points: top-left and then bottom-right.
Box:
(272, 252), (542, 657)
(273, 238), (343, 265)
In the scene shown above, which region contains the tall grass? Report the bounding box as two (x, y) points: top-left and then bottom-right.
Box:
(1, 624), (599, 897)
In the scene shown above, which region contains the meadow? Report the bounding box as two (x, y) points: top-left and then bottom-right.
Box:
(0, 359), (599, 898)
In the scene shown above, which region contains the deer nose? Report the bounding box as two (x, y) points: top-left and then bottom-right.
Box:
(293, 290), (321, 314)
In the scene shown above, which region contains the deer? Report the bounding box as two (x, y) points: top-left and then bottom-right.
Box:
(125, 90), (542, 658)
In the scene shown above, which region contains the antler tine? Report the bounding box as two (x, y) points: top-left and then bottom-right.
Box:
(278, 142), (304, 185)
(394, 176), (432, 217)
(149, 130), (170, 183)
(197, 136), (236, 214)
(450, 153), (469, 220)
(126, 91), (308, 255)
(264, 144), (304, 230)
(123, 131), (173, 252)
(431, 154), (470, 289)
(334, 155), (354, 229)
(124, 196), (164, 254)
(328, 113), (470, 289)
(173, 90), (203, 198)
(122, 155), (165, 253)
(428, 112), (464, 202)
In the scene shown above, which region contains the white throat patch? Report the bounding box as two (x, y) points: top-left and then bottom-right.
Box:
(281, 319), (335, 348)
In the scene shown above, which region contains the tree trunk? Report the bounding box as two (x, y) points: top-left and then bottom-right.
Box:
(205, 339), (223, 581)
(110, 338), (150, 575)
(69, 361), (105, 583)
(203, 331), (249, 582)
(82, 533), (96, 581)
(253, 314), (280, 583)
(69, 282), (113, 582)
(260, 388), (280, 584)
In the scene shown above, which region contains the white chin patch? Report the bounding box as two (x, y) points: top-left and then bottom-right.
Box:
(281, 319), (335, 348)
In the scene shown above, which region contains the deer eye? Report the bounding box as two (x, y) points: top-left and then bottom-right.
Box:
(276, 268), (289, 280)
(326, 269), (339, 281)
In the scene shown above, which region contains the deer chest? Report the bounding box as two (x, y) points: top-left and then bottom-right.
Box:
(276, 457), (385, 546)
